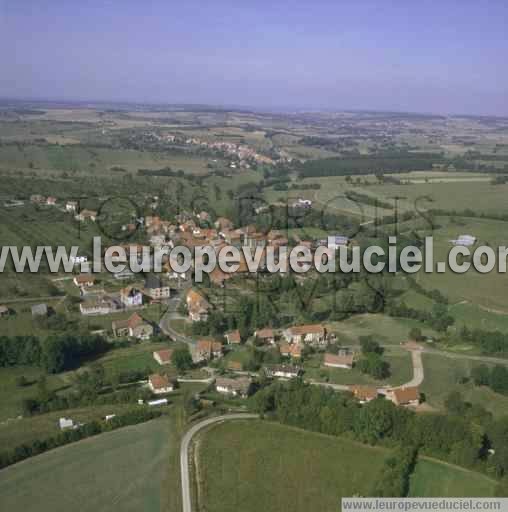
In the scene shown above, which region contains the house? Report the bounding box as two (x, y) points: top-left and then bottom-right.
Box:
(0, 305), (9, 318)
(70, 255), (88, 266)
(266, 365), (302, 379)
(58, 417), (74, 430)
(323, 352), (355, 370)
(279, 343), (302, 359)
(327, 235), (349, 249)
(283, 324), (327, 346)
(112, 313), (153, 340)
(66, 201), (78, 212)
(227, 360), (243, 372)
(46, 196), (57, 206)
(120, 286), (143, 308)
(449, 234), (476, 247)
(148, 374), (173, 394)
(153, 349), (173, 366)
(254, 328), (275, 344)
(225, 329), (241, 345)
(31, 303), (48, 317)
(73, 274), (95, 288)
(292, 198), (312, 208)
(349, 385), (379, 404)
(144, 274), (170, 301)
(75, 209), (97, 222)
(215, 377), (252, 398)
(194, 339), (223, 362)
(79, 296), (114, 315)
(186, 289), (211, 322)
(386, 386), (420, 407)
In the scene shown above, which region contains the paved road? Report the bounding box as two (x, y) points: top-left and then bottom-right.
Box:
(180, 413), (258, 512)
(401, 349), (424, 388)
(158, 295), (197, 348)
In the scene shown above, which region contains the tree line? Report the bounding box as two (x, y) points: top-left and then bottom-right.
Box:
(0, 408), (163, 470)
(0, 334), (109, 373)
(249, 379), (508, 481)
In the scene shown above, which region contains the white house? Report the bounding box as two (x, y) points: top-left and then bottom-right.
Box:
(266, 365), (302, 379)
(59, 417), (74, 430)
(148, 374), (174, 395)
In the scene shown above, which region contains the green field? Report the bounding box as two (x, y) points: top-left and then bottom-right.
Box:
(0, 418), (170, 512)
(409, 458), (496, 497)
(0, 404), (148, 447)
(196, 420), (498, 511)
(415, 217), (508, 311)
(195, 420), (388, 512)
(328, 313), (436, 345)
(0, 143), (213, 175)
(303, 346), (413, 387)
(420, 353), (508, 416)
(0, 366), (69, 421)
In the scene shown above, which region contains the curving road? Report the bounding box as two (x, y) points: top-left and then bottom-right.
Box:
(180, 413), (258, 512)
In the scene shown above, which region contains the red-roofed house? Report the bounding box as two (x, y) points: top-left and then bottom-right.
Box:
(153, 349), (173, 366)
(386, 386), (420, 407)
(323, 352), (354, 370)
(148, 374), (173, 394)
(225, 330), (241, 345)
(194, 339), (223, 362)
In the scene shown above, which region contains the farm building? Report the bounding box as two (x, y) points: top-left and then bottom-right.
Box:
(215, 377), (252, 398)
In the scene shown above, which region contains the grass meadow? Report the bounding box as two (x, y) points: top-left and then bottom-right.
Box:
(420, 353), (508, 417)
(196, 420), (497, 511)
(0, 418), (171, 512)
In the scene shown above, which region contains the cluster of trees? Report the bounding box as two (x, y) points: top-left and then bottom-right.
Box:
(299, 153), (443, 178)
(407, 278), (448, 304)
(371, 446), (418, 497)
(471, 365), (508, 395)
(387, 301), (454, 333)
(250, 379), (508, 477)
(21, 364), (156, 416)
(0, 334), (109, 373)
(356, 336), (390, 379)
(460, 327), (508, 355)
(430, 208), (508, 223)
(0, 408), (163, 470)
(172, 347), (194, 371)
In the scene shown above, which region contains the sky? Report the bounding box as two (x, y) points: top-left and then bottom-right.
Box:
(1, 0), (507, 116)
